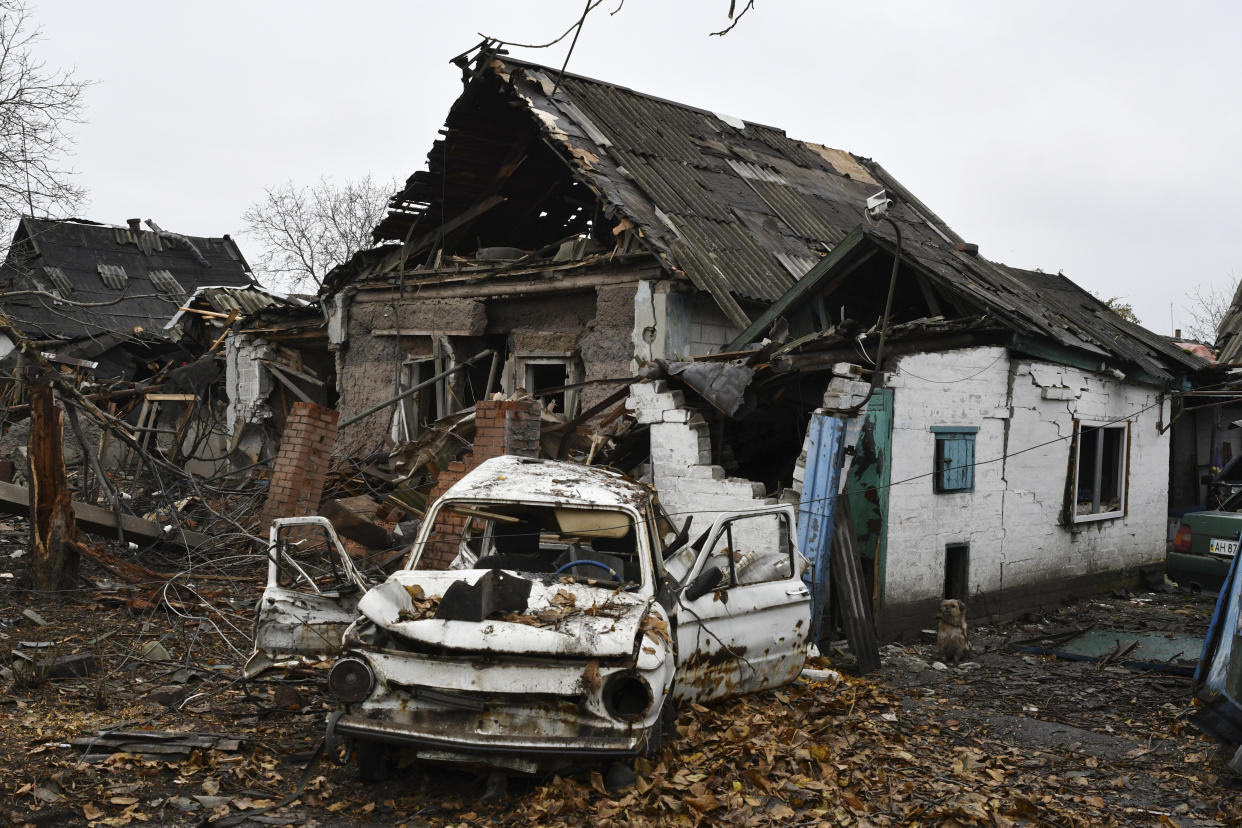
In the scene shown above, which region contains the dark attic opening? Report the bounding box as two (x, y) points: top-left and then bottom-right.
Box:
(372, 68), (615, 263)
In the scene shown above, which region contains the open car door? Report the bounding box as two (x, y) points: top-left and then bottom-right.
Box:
(246, 517), (371, 677)
(672, 504), (811, 703)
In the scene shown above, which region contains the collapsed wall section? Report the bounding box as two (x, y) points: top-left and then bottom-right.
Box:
(627, 380), (773, 536)
(258, 402), (340, 530)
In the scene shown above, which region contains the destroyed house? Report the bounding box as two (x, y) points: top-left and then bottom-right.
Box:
(0, 217), (258, 377)
(325, 51), (1205, 636)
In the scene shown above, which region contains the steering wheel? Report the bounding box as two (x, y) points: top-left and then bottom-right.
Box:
(554, 559), (622, 583)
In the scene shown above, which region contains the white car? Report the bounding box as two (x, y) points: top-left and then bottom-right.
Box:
(249, 455), (811, 777)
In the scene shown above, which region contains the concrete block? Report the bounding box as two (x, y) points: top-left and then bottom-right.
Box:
(687, 464), (726, 480)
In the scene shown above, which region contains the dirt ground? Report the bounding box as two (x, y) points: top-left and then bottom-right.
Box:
(1, 533), (1240, 827)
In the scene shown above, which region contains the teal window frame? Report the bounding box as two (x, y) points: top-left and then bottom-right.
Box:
(932, 426), (978, 493)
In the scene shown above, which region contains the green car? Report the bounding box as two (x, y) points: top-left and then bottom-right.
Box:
(1169, 493), (1242, 592)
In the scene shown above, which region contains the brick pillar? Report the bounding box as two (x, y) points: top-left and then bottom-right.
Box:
(260, 402), (339, 530)
(472, 398), (542, 460)
(419, 398), (542, 570)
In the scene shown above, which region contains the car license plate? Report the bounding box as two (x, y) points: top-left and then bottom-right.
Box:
(1209, 538), (1238, 556)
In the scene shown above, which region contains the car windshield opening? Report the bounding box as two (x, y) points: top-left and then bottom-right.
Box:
(418, 502), (645, 588)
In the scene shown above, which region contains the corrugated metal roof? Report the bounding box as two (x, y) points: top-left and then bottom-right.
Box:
(360, 53), (1202, 382)
(0, 217), (257, 342)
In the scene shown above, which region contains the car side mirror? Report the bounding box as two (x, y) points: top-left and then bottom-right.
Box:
(683, 566), (723, 602)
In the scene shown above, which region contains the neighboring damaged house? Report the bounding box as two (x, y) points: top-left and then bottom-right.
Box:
(0, 217), (268, 474)
(0, 217), (258, 374)
(324, 50), (1205, 636)
(223, 300), (334, 466)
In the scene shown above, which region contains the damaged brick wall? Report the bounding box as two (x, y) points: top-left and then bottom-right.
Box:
(419, 398), (542, 570)
(259, 402), (339, 529)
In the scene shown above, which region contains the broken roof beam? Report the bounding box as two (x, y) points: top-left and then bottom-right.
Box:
(724, 227), (870, 352)
(0, 480), (209, 548)
(401, 194), (507, 259)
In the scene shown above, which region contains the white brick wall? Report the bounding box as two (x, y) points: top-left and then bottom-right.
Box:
(883, 346), (1170, 609)
(626, 380), (774, 538)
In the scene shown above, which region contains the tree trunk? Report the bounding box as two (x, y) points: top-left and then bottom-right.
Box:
(28, 368), (77, 590)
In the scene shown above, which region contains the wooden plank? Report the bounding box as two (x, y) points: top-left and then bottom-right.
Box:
(724, 226), (870, 351)
(144, 393), (197, 402)
(264, 363), (314, 404)
(830, 498), (881, 674)
(177, 306), (232, 319)
(0, 480), (210, 548)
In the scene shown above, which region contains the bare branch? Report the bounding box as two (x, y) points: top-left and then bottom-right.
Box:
(0, 1), (89, 231)
(241, 175), (396, 293)
(711, 0), (756, 36)
(1183, 271), (1242, 344)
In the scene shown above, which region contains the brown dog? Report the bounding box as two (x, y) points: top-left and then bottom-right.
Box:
(935, 599), (972, 663)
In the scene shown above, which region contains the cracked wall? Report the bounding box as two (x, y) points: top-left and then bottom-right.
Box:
(881, 346), (1170, 632)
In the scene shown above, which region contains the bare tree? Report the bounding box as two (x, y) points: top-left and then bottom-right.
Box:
(1183, 272), (1241, 344)
(0, 1), (87, 228)
(241, 175), (395, 293)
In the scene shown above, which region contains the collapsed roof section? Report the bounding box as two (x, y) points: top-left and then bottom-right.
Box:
(0, 217), (258, 344)
(333, 50), (1204, 386)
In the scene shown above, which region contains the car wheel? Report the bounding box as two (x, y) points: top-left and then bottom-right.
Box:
(355, 740), (393, 783)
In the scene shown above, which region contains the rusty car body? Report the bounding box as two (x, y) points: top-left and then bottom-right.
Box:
(250, 456), (811, 775)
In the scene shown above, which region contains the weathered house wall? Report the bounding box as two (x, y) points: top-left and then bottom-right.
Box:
(879, 346), (1170, 634)
(330, 270), (650, 458)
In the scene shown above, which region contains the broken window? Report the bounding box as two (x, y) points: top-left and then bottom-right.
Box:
(932, 426), (977, 493)
(148, 268), (186, 298)
(97, 263), (128, 289)
(391, 358), (441, 443)
(1072, 421), (1129, 520)
(517, 356), (580, 417)
(706, 510), (794, 587)
(420, 501), (646, 587)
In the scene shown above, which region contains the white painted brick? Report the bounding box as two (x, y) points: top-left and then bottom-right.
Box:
(662, 408), (692, 423)
(882, 346), (1169, 614)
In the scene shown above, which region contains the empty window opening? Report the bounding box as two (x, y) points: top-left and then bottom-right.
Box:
(97, 263), (128, 289)
(944, 543), (969, 601)
(524, 360), (571, 416)
(932, 426), (977, 493)
(1073, 422), (1128, 520)
(391, 358), (441, 443)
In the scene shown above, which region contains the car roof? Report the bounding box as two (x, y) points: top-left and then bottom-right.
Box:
(441, 456), (651, 512)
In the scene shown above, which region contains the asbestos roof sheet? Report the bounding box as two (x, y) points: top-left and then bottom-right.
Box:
(0, 217), (257, 343)
(364, 53), (1203, 383)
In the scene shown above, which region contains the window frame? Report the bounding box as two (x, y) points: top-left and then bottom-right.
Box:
(515, 353), (581, 417)
(931, 426), (979, 494)
(1070, 419), (1130, 523)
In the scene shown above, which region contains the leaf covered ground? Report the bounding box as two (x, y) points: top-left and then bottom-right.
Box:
(1, 557), (1239, 827)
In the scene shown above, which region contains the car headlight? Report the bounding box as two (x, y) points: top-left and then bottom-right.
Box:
(328, 657), (375, 703)
(602, 671), (653, 722)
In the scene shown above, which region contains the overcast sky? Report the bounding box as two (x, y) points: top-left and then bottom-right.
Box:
(31, 1), (1242, 334)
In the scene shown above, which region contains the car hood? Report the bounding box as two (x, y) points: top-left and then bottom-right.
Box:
(357, 569), (654, 659)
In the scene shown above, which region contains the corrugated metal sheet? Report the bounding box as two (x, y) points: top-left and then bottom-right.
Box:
(362, 53), (1204, 382)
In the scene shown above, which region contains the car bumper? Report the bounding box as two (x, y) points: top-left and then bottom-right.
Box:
(1167, 550), (1233, 592)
